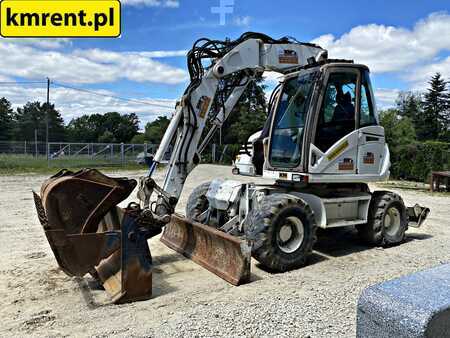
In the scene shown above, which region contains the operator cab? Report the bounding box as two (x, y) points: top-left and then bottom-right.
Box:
(263, 62), (390, 183)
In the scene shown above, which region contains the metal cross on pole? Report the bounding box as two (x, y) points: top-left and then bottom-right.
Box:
(46, 77), (50, 161)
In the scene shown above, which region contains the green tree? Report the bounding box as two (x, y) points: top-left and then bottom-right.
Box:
(130, 133), (146, 144)
(380, 108), (419, 179)
(67, 112), (140, 143)
(380, 109), (416, 147)
(66, 114), (101, 142)
(396, 91), (423, 127)
(98, 130), (116, 143)
(13, 101), (66, 141)
(101, 112), (140, 143)
(221, 75), (267, 145)
(0, 97), (14, 141)
(418, 73), (449, 141)
(144, 116), (170, 143)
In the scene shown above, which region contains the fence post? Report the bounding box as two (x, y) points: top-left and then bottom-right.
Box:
(34, 129), (38, 157)
(120, 143), (124, 166)
(144, 143), (148, 155)
(212, 143), (216, 163)
(24, 141), (27, 155)
(110, 144), (113, 162)
(47, 143), (50, 167)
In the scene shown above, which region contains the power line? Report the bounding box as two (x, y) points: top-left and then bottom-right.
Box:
(51, 81), (175, 109)
(0, 81), (47, 85)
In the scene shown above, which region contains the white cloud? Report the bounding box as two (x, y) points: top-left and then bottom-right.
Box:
(374, 88), (400, 109)
(137, 50), (187, 58)
(263, 71), (283, 86)
(406, 56), (450, 89)
(0, 74), (13, 82)
(121, 0), (179, 7)
(312, 12), (450, 74)
(0, 37), (71, 50)
(0, 40), (188, 84)
(2, 84), (175, 127)
(233, 16), (251, 27)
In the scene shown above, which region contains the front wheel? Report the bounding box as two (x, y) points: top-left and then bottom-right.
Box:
(245, 194), (317, 272)
(185, 181), (211, 221)
(357, 191), (408, 246)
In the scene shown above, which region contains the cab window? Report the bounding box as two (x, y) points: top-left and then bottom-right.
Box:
(269, 72), (316, 167)
(359, 70), (378, 127)
(315, 72), (357, 152)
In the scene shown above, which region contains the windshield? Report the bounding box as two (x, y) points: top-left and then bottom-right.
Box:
(269, 71), (317, 167)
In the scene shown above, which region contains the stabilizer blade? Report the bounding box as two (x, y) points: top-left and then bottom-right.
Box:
(161, 214), (251, 285)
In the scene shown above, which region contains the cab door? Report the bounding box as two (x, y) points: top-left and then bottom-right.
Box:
(308, 68), (360, 175)
(356, 70), (386, 175)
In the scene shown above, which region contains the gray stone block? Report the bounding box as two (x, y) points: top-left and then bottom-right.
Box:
(357, 264), (450, 338)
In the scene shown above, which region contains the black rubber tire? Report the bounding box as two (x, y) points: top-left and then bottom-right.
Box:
(245, 193), (317, 272)
(357, 191), (408, 246)
(185, 181), (211, 221)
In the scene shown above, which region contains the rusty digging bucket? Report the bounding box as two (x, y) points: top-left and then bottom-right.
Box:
(161, 214), (251, 285)
(33, 169), (153, 304)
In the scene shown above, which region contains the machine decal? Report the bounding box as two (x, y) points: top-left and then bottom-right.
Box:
(327, 140), (349, 161)
(197, 96), (211, 118)
(338, 158), (354, 171)
(278, 49), (299, 64)
(363, 152), (375, 164)
(279, 172), (288, 179)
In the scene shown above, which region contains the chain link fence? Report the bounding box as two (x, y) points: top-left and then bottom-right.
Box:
(0, 141), (159, 169)
(0, 141), (241, 169)
(47, 142), (160, 167)
(202, 143), (241, 164)
(0, 141), (48, 156)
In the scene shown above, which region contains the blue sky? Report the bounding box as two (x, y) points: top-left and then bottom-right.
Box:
(0, 0), (449, 127)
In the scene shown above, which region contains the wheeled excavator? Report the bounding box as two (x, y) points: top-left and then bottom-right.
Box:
(33, 32), (430, 303)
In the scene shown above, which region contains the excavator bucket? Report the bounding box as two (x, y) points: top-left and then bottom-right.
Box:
(161, 214), (251, 285)
(33, 169), (153, 304)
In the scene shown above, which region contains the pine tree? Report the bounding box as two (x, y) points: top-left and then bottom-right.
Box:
(396, 91), (422, 125)
(0, 97), (14, 141)
(444, 77), (450, 141)
(419, 73), (449, 141)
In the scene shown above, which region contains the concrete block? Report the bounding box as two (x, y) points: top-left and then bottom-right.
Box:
(357, 264), (450, 338)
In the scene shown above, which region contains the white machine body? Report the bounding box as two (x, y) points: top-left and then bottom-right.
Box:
(140, 32), (427, 236)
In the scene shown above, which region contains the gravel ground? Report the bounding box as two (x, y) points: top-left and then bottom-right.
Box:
(0, 164), (449, 337)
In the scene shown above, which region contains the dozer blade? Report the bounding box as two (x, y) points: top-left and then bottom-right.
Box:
(33, 169), (153, 304)
(160, 214), (251, 285)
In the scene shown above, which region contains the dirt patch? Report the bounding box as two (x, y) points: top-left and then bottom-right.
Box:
(0, 165), (449, 337)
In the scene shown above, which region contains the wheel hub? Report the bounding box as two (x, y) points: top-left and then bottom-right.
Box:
(277, 216), (304, 254)
(279, 225), (293, 242)
(384, 207), (401, 236)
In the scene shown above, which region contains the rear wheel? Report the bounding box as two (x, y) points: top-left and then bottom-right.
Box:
(357, 191), (408, 246)
(246, 194), (317, 272)
(185, 181), (211, 221)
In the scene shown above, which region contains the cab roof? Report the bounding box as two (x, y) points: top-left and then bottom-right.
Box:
(281, 60), (370, 81)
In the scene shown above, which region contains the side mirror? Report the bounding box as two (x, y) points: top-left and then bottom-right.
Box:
(144, 155), (154, 168)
